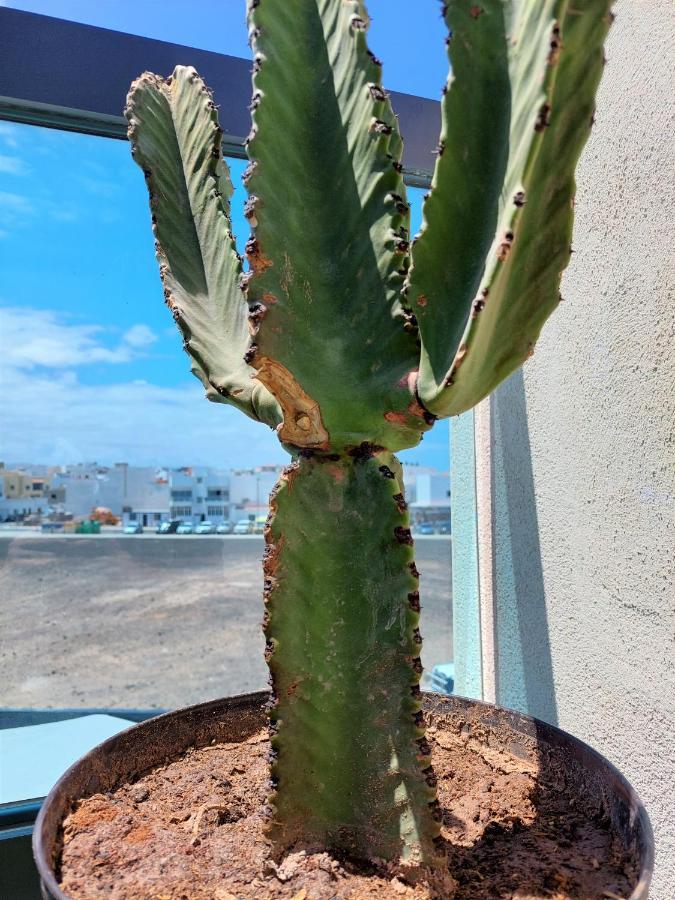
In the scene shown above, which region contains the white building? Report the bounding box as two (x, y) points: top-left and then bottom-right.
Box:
(402, 464), (451, 526)
(168, 467), (230, 525)
(229, 465), (283, 523)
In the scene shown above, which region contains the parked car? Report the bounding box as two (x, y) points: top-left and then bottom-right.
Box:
(233, 518), (253, 535)
(437, 520), (452, 535)
(195, 521), (216, 534)
(156, 519), (180, 534)
(123, 522), (143, 535)
(253, 515), (267, 534)
(176, 522), (194, 534)
(417, 522), (435, 535)
(216, 521), (234, 534)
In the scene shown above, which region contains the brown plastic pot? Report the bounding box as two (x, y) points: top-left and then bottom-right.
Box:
(33, 691), (653, 899)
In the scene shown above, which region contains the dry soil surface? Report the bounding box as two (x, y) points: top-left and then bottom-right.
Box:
(0, 536), (451, 709)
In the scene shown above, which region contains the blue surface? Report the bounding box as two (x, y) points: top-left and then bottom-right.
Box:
(0, 714), (134, 804)
(450, 411), (483, 699)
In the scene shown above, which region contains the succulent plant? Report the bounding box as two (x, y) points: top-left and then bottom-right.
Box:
(126, 0), (612, 868)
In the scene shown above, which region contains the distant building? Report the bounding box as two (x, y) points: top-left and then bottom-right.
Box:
(1, 460), (451, 530)
(402, 464), (451, 526)
(0, 463), (49, 520)
(167, 467), (230, 526)
(229, 465), (283, 523)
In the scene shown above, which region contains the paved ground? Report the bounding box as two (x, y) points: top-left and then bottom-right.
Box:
(0, 536), (452, 710)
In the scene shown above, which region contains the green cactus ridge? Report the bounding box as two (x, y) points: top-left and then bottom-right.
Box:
(124, 67), (281, 429)
(264, 452), (439, 861)
(408, 0), (613, 417)
(125, 0), (612, 867)
(244, 0), (430, 454)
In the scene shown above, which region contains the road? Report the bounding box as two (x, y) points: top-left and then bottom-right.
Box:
(0, 536), (452, 709)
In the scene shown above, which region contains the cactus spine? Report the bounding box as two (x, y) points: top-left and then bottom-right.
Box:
(126, 0), (612, 867)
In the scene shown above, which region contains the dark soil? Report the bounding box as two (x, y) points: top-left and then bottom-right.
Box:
(58, 711), (637, 899)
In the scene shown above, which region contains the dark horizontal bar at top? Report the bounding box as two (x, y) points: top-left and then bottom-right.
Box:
(0, 7), (440, 179)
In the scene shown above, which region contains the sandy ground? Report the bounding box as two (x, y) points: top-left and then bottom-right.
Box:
(0, 536), (452, 710)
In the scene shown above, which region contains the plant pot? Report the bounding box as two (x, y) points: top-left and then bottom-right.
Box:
(33, 692), (653, 899)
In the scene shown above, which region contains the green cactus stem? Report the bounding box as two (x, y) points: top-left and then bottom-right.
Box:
(125, 66), (281, 428)
(126, 0), (612, 871)
(407, 0), (613, 416)
(244, 0), (431, 454)
(264, 451), (439, 862)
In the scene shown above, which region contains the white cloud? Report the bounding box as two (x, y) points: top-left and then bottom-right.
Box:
(123, 324), (158, 349)
(0, 304), (284, 468)
(0, 123), (20, 149)
(0, 362), (283, 469)
(0, 190), (35, 229)
(0, 154), (28, 175)
(0, 190), (33, 212)
(0, 307), (158, 370)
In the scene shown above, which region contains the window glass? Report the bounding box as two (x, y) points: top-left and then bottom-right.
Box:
(0, 122), (452, 711)
(4, 1), (446, 99)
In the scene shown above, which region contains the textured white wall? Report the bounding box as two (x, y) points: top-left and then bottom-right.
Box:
(491, 2), (674, 895)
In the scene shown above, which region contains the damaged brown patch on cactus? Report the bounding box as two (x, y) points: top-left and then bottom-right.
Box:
(243, 344), (258, 364)
(393, 493), (408, 513)
(370, 119), (393, 136)
(548, 24), (562, 66)
(513, 191), (526, 207)
(243, 195), (259, 226)
(252, 356), (329, 449)
(387, 192), (409, 215)
(245, 237), (273, 274)
(347, 442), (385, 461)
(497, 231), (514, 261)
(384, 410), (408, 426)
(394, 526), (413, 545)
(535, 103), (551, 131)
(470, 5), (484, 19)
(247, 302), (267, 336)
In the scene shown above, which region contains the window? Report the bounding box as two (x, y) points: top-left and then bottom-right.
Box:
(0, 9), (467, 720)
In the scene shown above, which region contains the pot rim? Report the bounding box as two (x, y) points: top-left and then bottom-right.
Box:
(32, 691), (654, 900)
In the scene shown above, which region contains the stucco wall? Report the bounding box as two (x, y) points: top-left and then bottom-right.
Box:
(491, 2), (674, 895)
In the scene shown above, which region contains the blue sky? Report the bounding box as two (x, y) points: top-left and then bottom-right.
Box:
(0, 2), (451, 470)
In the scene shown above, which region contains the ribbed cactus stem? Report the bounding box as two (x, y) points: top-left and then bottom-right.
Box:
(263, 451), (440, 862)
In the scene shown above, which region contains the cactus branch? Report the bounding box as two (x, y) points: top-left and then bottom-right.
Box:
(264, 452), (439, 862)
(407, 0), (613, 417)
(125, 66), (281, 427)
(244, 0), (429, 453)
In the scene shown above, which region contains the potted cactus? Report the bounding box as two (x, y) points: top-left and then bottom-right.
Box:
(34, 1), (653, 897)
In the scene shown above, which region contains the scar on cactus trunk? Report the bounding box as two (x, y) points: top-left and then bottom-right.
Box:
(122, 0), (614, 873)
(264, 451), (439, 862)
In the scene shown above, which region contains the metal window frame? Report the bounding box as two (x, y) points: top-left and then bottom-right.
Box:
(0, 11), (486, 839)
(0, 7), (440, 185)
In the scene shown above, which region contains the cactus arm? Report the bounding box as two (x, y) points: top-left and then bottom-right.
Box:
(244, 1), (430, 453)
(408, 0), (613, 417)
(264, 452), (439, 862)
(125, 66), (280, 428)
(405, 1), (511, 409)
